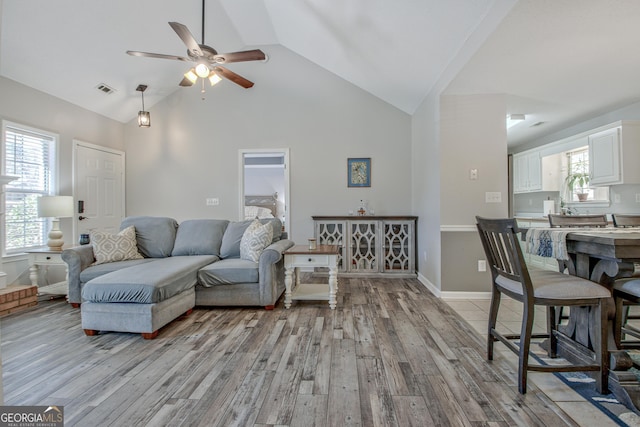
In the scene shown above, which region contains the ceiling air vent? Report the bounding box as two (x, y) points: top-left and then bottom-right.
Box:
(95, 83), (116, 95)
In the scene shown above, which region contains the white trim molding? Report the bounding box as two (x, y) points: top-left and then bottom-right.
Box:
(418, 272), (492, 300)
(440, 225), (476, 232)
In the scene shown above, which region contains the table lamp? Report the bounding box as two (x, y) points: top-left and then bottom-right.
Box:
(37, 195), (74, 251)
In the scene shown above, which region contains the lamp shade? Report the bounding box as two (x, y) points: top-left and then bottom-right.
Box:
(37, 196), (74, 218)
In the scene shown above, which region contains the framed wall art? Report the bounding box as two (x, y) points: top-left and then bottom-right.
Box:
(348, 158), (371, 187)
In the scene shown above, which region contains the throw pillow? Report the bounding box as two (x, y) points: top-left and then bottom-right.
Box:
(220, 220), (254, 259)
(91, 226), (144, 265)
(240, 220), (273, 262)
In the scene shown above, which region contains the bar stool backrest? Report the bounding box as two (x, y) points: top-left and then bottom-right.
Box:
(612, 214), (640, 228)
(548, 213), (608, 228)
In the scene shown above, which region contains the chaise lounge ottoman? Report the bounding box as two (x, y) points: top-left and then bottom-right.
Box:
(81, 255), (217, 339)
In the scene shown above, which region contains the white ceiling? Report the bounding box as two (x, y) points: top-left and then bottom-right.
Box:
(2, 0), (640, 147)
(445, 0), (640, 146)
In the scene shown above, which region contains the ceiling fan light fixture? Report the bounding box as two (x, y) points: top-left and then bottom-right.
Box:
(195, 62), (210, 78)
(136, 84), (150, 128)
(208, 71), (222, 86)
(184, 69), (198, 84)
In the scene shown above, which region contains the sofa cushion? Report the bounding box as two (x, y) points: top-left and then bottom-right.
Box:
(121, 216), (178, 258)
(261, 218), (283, 242)
(198, 258), (259, 286)
(83, 255), (218, 304)
(172, 219), (229, 256)
(240, 220), (273, 262)
(220, 220), (253, 259)
(91, 226), (143, 265)
(80, 258), (156, 283)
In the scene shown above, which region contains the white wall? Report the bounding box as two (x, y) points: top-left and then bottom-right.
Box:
(123, 45), (412, 242)
(0, 76), (125, 285)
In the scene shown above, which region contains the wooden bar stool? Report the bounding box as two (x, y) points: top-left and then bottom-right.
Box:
(611, 214), (640, 348)
(476, 216), (610, 394)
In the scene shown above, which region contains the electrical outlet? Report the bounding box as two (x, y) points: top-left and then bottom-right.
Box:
(636, 193), (640, 203)
(469, 169), (478, 180)
(478, 260), (486, 272)
(614, 193), (621, 203)
(423, 251), (427, 262)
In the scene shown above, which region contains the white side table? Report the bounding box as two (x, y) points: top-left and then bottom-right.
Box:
(26, 248), (69, 296)
(284, 244), (339, 309)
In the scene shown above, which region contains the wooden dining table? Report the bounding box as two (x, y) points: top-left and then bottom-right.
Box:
(526, 228), (640, 413)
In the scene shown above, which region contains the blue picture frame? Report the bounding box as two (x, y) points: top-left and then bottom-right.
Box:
(348, 158), (371, 187)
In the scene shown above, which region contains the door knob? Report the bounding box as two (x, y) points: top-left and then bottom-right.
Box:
(78, 215), (88, 221)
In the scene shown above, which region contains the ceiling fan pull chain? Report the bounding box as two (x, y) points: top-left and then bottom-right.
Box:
(201, 79), (206, 100)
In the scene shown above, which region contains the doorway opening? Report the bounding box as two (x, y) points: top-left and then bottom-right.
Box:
(239, 149), (290, 235)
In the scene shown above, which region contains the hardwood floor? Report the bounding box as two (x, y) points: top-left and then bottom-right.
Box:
(1, 277), (584, 426)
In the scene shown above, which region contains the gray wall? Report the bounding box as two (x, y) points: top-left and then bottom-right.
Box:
(0, 76), (124, 285)
(122, 45), (412, 242)
(439, 94), (507, 293)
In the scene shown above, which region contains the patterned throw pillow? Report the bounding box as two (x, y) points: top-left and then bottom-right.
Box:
(91, 226), (143, 265)
(240, 219), (273, 262)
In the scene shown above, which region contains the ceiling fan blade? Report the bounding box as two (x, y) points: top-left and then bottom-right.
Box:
(127, 51), (191, 62)
(213, 66), (254, 88)
(169, 22), (203, 57)
(213, 49), (266, 64)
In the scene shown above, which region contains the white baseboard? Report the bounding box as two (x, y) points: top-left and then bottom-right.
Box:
(417, 272), (440, 297)
(439, 291), (491, 300)
(417, 272), (491, 299)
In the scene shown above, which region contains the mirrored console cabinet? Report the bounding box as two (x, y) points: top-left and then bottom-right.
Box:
(312, 216), (417, 277)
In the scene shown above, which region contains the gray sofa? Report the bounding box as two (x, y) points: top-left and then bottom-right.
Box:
(61, 216), (294, 339)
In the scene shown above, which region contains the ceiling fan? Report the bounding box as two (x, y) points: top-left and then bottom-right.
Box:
(126, 0), (266, 90)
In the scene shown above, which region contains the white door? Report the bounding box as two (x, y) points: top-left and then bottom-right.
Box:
(73, 141), (125, 239)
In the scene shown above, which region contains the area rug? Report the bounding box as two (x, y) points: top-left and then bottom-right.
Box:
(554, 370), (640, 426)
(530, 345), (640, 426)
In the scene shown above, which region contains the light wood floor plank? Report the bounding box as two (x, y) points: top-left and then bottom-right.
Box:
(0, 276), (593, 426)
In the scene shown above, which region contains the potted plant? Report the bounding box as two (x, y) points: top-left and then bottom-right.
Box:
(565, 160), (590, 202)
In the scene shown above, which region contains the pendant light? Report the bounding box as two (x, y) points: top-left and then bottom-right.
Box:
(136, 84), (150, 128)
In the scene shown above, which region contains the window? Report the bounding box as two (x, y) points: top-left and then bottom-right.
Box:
(565, 147), (608, 204)
(2, 122), (57, 254)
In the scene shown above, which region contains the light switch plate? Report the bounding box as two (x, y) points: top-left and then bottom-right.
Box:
(485, 192), (502, 203)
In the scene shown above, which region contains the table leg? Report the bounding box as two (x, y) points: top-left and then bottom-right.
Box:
(328, 266), (337, 309)
(560, 255), (640, 415)
(284, 266), (293, 309)
(29, 264), (38, 287)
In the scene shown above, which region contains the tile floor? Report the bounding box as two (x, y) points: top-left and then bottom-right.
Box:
(443, 296), (640, 426)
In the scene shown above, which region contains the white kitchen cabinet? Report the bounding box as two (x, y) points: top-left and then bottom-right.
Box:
(513, 150), (561, 193)
(589, 123), (640, 186)
(513, 151), (541, 193)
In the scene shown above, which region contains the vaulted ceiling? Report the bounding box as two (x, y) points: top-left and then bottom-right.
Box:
(2, 0), (640, 147)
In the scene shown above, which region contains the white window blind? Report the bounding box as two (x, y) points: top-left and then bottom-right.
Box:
(4, 124), (56, 253)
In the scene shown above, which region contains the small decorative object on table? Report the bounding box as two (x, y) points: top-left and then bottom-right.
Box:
(79, 234), (90, 245)
(308, 238), (317, 250)
(357, 199), (367, 216)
